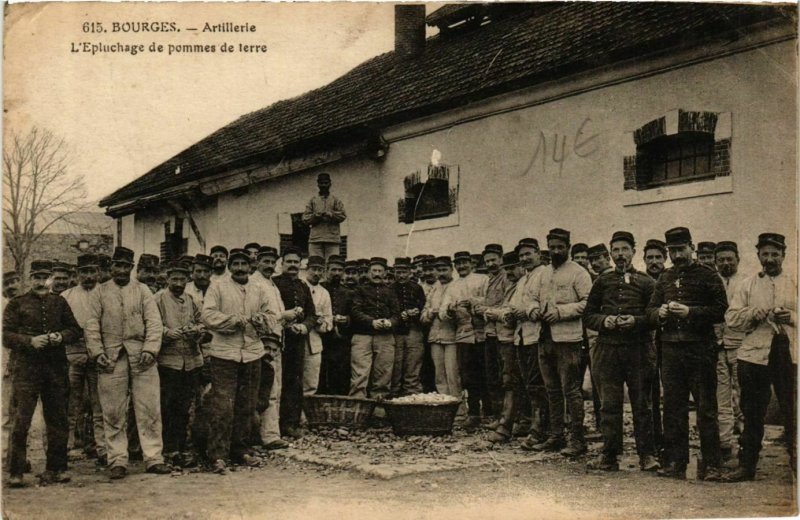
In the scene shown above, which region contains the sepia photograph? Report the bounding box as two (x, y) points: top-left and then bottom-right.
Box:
(2, 1), (798, 518)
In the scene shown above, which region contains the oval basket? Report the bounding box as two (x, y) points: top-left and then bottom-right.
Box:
(303, 394), (377, 428)
(382, 399), (461, 436)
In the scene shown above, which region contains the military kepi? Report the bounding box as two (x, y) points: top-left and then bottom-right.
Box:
(664, 227), (692, 247)
(501, 251), (519, 267)
(547, 228), (571, 243)
(111, 246), (135, 265)
(714, 241), (738, 254)
(610, 231), (635, 248)
(756, 233), (786, 250)
(30, 260), (54, 276)
(76, 253), (99, 269)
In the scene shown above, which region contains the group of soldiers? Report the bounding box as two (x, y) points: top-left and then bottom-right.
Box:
(1, 223), (795, 488)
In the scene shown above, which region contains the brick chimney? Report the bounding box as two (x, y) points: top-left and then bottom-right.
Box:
(395, 5), (426, 58)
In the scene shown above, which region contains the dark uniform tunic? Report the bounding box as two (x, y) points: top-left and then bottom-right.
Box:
(272, 274), (316, 430)
(319, 280), (354, 395)
(390, 280), (426, 396)
(646, 261), (728, 469)
(584, 267), (656, 460)
(3, 291), (82, 476)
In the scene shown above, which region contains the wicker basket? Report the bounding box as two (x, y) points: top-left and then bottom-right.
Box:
(303, 395), (377, 428)
(383, 399), (461, 436)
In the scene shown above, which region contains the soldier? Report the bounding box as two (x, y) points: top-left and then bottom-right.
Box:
(421, 257), (459, 403)
(2, 271), (21, 464)
(356, 259), (370, 286)
(154, 262), (206, 468)
(511, 238), (548, 445)
(343, 260), (360, 290)
(478, 244), (508, 428)
(411, 255), (427, 284)
(85, 246), (171, 480)
(61, 254), (106, 465)
(201, 249), (274, 473)
(646, 227), (727, 481)
(302, 172), (347, 260)
(349, 257), (400, 400)
(485, 251), (526, 443)
(713, 241), (746, 460)
(272, 246), (316, 439)
(443, 251), (490, 428)
(528, 229), (593, 457)
(644, 239), (668, 280)
(4, 260), (82, 487)
(244, 242), (261, 274)
(185, 254), (213, 309)
(389, 257), (426, 397)
(136, 254), (160, 294)
(725, 233), (796, 481)
(588, 244), (613, 279)
(418, 256), (439, 393)
(584, 232), (659, 472)
(250, 246), (291, 451)
(50, 263), (71, 296)
(209, 245), (229, 283)
(571, 243), (590, 271)
(643, 238), (668, 455)
(96, 254), (112, 283)
(696, 242), (717, 270)
(302, 256), (333, 396)
(320, 255), (354, 396)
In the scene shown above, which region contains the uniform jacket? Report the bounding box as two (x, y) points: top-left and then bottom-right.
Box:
(322, 280), (354, 338)
(350, 281), (401, 336)
(302, 194), (346, 243)
(484, 270), (511, 338)
(422, 281), (456, 344)
(3, 291), (82, 364)
(646, 261), (728, 343)
(440, 272), (489, 343)
(85, 280), (163, 363)
(583, 267), (655, 344)
(530, 260), (592, 343)
(484, 278), (519, 344)
(304, 280), (333, 354)
(154, 290), (204, 371)
(725, 270), (797, 365)
(509, 266), (545, 346)
(714, 272), (746, 349)
(61, 285), (97, 360)
(390, 280), (426, 335)
(272, 273), (317, 338)
(201, 276), (270, 363)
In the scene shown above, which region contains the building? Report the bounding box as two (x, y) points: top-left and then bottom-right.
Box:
(99, 3), (797, 274)
(3, 211), (114, 273)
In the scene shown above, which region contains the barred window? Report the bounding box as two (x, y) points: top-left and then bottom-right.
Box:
(397, 164), (458, 224)
(637, 132), (714, 187)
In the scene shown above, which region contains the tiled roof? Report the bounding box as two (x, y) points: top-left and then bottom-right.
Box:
(100, 2), (794, 207)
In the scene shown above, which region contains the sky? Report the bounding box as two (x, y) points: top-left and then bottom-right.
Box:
(3, 2), (412, 205)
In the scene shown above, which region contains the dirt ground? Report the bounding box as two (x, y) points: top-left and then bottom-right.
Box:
(2, 409), (796, 520)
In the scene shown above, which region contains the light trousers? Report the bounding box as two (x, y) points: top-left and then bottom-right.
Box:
(716, 347), (743, 447)
(97, 350), (164, 469)
(349, 334), (395, 399)
(259, 350), (282, 443)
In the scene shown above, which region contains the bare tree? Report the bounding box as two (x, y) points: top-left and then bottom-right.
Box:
(3, 126), (89, 275)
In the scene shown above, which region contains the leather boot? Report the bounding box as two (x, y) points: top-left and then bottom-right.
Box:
(560, 432), (587, 458)
(488, 424), (512, 444)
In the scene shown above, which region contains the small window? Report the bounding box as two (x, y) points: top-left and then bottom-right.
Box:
(637, 132), (714, 188)
(397, 164), (457, 224)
